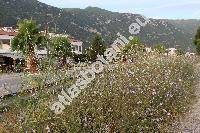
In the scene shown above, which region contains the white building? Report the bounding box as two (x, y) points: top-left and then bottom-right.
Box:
(0, 29), (83, 61)
(166, 48), (177, 56)
(185, 52), (196, 57)
(0, 28), (24, 72)
(145, 47), (152, 53)
(0, 27), (17, 52)
(0, 27), (84, 72)
(0, 27), (23, 66)
(69, 37), (83, 54)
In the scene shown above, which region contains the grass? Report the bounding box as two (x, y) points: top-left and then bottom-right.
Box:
(0, 52), (198, 132)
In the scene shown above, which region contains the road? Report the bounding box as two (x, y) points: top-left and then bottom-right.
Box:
(0, 64), (99, 98)
(0, 73), (23, 97)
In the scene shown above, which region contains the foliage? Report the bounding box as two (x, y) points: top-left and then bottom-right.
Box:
(86, 35), (106, 61)
(194, 27), (200, 55)
(73, 53), (88, 63)
(153, 44), (166, 53)
(11, 19), (45, 56)
(11, 19), (46, 73)
(51, 37), (72, 57)
(122, 36), (144, 54)
(50, 37), (72, 66)
(0, 52), (197, 132)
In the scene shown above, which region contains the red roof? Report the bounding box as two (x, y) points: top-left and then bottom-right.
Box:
(0, 27), (18, 36)
(68, 36), (80, 42)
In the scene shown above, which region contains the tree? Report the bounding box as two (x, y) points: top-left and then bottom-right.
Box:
(122, 37), (144, 54)
(73, 53), (87, 63)
(11, 19), (45, 73)
(194, 27), (200, 55)
(87, 35), (106, 62)
(153, 44), (166, 54)
(51, 37), (72, 67)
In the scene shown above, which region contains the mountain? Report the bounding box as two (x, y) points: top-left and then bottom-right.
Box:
(166, 19), (200, 36)
(0, 0), (198, 51)
(165, 19), (200, 51)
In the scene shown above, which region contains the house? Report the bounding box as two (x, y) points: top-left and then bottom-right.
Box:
(0, 27), (17, 50)
(0, 28), (83, 57)
(68, 36), (83, 54)
(0, 27), (84, 71)
(166, 48), (177, 56)
(145, 47), (152, 53)
(185, 52), (196, 57)
(0, 27), (24, 71)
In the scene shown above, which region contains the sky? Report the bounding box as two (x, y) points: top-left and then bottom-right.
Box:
(38, 0), (200, 19)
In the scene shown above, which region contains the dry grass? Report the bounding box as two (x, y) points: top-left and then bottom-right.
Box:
(0, 53), (198, 132)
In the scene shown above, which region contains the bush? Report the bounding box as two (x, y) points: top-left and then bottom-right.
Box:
(0, 53), (197, 132)
(153, 44), (166, 53)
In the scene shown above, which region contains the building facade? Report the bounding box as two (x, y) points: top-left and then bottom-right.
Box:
(0, 27), (23, 72)
(0, 27), (84, 72)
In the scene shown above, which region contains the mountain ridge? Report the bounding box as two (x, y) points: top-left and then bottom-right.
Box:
(0, 0), (198, 51)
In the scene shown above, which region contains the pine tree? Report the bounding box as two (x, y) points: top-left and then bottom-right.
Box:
(87, 35), (106, 62)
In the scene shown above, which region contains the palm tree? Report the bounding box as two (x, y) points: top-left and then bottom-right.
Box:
(11, 19), (45, 73)
(51, 37), (72, 67)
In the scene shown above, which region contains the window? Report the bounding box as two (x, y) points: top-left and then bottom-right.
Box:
(0, 41), (2, 49)
(37, 45), (45, 50)
(79, 46), (82, 52)
(2, 40), (10, 44)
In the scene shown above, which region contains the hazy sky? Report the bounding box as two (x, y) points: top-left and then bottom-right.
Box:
(38, 0), (200, 19)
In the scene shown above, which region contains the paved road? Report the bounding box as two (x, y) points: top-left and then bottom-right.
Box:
(0, 73), (23, 97)
(0, 64), (103, 98)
